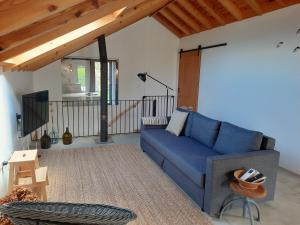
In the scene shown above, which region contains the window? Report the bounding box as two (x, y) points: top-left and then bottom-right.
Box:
(61, 58), (118, 104)
(94, 60), (118, 104)
(95, 62), (101, 93)
(77, 65), (86, 92)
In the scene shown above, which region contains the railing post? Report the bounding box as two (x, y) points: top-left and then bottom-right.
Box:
(142, 96), (146, 117)
(166, 89), (169, 116)
(171, 96), (175, 113)
(98, 35), (108, 142)
(152, 99), (157, 117)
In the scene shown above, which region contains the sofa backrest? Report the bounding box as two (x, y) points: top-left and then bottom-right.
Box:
(213, 121), (264, 154)
(177, 108), (220, 148)
(176, 108), (276, 152)
(187, 112), (221, 148)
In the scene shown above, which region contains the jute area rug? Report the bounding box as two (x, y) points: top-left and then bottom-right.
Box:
(40, 144), (213, 225)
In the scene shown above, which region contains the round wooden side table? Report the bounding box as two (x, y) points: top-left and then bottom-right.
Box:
(219, 181), (267, 225)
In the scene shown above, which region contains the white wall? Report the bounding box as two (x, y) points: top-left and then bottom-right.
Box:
(0, 68), (33, 196)
(180, 4), (300, 174)
(33, 17), (180, 100)
(33, 61), (62, 101)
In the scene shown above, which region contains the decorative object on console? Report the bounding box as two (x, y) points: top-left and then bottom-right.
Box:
(62, 127), (73, 145)
(40, 130), (51, 149)
(166, 110), (189, 136)
(0, 187), (38, 225)
(219, 169), (267, 225)
(234, 169), (266, 190)
(137, 72), (173, 116)
(49, 128), (59, 144)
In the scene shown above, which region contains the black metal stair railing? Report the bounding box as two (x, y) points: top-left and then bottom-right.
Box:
(142, 95), (175, 117)
(31, 95), (175, 140)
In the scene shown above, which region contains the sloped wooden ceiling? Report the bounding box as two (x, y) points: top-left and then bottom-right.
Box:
(0, 0), (300, 71)
(0, 0), (173, 71)
(154, 0), (300, 37)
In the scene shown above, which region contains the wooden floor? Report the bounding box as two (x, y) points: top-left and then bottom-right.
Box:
(40, 144), (213, 225)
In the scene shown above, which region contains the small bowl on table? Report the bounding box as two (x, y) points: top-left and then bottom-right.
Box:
(234, 169), (265, 190)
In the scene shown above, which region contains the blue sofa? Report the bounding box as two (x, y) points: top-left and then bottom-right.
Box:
(140, 110), (280, 216)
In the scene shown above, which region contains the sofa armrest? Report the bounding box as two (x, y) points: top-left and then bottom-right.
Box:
(204, 150), (280, 216)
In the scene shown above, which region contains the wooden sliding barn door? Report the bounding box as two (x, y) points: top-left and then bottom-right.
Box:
(177, 50), (201, 111)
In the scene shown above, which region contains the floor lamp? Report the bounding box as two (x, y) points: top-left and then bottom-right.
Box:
(137, 72), (173, 116)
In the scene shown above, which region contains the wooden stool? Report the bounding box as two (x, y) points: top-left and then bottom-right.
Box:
(8, 150), (48, 201)
(219, 181), (267, 225)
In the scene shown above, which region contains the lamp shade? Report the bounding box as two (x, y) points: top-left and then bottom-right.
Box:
(137, 73), (147, 82)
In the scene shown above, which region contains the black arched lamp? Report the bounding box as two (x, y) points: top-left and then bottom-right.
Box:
(137, 72), (174, 116)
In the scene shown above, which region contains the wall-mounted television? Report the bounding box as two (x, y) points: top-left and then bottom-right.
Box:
(22, 90), (49, 136)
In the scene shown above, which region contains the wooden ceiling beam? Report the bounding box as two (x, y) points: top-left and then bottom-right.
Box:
(244, 0), (263, 15)
(160, 8), (192, 35)
(0, 0), (106, 52)
(0, 62), (14, 71)
(275, 0), (286, 7)
(150, 0), (177, 16)
(0, 0), (146, 62)
(153, 13), (184, 37)
(0, 0), (86, 35)
(195, 0), (225, 25)
(14, 0), (173, 71)
(217, 0), (244, 20)
(167, 3), (203, 32)
(178, 0), (212, 29)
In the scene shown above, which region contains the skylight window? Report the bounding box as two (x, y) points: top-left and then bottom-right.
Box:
(5, 8), (126, 66)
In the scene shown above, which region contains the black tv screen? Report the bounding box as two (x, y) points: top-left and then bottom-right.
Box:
(22, 90), (49, 136)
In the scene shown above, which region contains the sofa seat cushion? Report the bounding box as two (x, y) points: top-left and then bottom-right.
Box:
(141, 129), (220, 187)
(213, 122), (263, 154)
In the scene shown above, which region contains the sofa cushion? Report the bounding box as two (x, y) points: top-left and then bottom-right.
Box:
(166, 110), (189, 136)
(189, 113), (220, 148)
(213, 122), (263, 154)
(141, 129), (220, 187)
